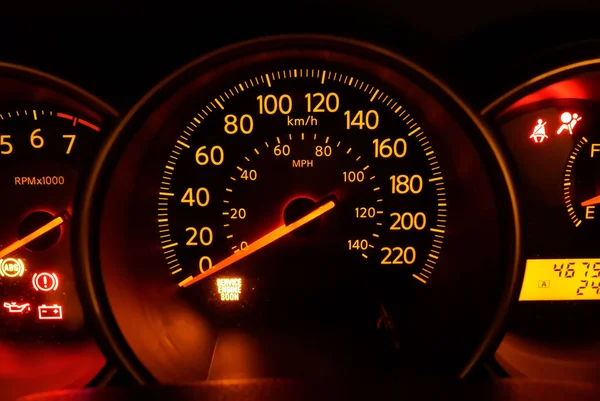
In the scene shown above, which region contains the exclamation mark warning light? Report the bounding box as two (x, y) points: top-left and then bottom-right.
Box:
(32, 272), (59, 291)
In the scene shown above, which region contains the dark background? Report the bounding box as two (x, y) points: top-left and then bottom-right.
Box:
(0, 1), (599, 116)
(1, 0), (599, 389)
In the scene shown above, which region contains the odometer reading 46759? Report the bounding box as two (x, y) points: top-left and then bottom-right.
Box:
(158, 66), (447, 300)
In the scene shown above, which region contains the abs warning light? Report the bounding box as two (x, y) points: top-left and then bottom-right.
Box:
(216, 278), (242, 301)
(0, 258), (25, 278)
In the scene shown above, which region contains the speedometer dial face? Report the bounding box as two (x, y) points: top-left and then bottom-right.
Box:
(77, 36), (519, 383)
(164, 70), (446, 299)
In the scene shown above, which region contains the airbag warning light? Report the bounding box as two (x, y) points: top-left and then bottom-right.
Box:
(217, 278), (242, 301)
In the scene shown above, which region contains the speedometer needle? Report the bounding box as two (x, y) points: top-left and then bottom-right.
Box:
(180, 200), (336, 288)
(582, 195), (600, 207)
(0, 214), (66, 260)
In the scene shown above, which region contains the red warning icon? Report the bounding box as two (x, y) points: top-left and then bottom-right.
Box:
(32, 272), (59, 292)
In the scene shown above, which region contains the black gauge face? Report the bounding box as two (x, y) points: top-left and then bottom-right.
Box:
(163, 70), (446, 319)
(0, 109), (103, 336)
(0, 90), (113, 400)
(79, 37), (518, 383)
(495, 101), (600, 303)
(489, 71), (600, 382)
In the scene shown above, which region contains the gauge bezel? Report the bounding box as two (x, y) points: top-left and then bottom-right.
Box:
(73, 34), (522, 383)
(0, 62), (117, 120)
(482, 59), (600, 116)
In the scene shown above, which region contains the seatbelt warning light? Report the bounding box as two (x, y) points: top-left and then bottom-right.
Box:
(216, 278), (242, 301)
(530, 119), (548, 143)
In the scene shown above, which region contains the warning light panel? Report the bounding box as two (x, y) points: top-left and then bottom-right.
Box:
(520, 259), (600, 301)
(216, 278), (242, 301)
(527, 111), (584, 144)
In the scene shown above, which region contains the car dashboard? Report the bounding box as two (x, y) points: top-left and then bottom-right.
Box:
(1, 4), (600, 400)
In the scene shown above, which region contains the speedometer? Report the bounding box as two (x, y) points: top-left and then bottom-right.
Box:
(76, 36), (520, 383)
(165, 68), (446, 297)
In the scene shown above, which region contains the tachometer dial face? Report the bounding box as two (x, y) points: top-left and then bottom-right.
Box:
(78, 36), (518, 382)
(0, 109), (103, 335)
(0, 64), (117, 400)
(163, 70), (446, 306)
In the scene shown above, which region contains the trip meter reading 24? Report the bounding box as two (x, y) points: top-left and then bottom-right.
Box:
(160, 69), (447, 298)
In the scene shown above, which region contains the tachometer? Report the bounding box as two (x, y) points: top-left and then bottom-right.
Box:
(0, 63), (117, 399)
(76, 36), (519, 383)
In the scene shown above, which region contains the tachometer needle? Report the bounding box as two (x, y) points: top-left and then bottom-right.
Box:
(581, 195), (600, 207)
(180, 200), (336, 287)
(0, 214), (67, 260)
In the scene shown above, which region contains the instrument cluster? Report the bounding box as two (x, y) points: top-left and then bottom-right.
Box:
(0, 19), (600, 400)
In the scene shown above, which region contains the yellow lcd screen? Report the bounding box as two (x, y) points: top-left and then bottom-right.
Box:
(519, 259), (600, 301)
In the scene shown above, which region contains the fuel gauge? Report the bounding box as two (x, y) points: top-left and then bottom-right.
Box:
(565, 135), (600, 228)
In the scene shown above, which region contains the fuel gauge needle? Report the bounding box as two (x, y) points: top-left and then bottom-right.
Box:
(581, 195), (600, 207)
(0, 214), (67, 260)
(180, 200), (336, 288)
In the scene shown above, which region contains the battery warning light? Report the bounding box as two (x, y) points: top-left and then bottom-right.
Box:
(38, 304), (63, 320)
(217, 278), (242, 301)
(0, 258), (25, 278)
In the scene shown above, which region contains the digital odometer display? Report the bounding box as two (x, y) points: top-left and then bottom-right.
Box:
(162, 68), (447, 300)
(520, 259), (600, 301)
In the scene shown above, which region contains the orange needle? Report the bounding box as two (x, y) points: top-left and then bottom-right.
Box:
(180, 200), (336, 287)
(0, 215), (65, 260)
(582, 195), (600, 207)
